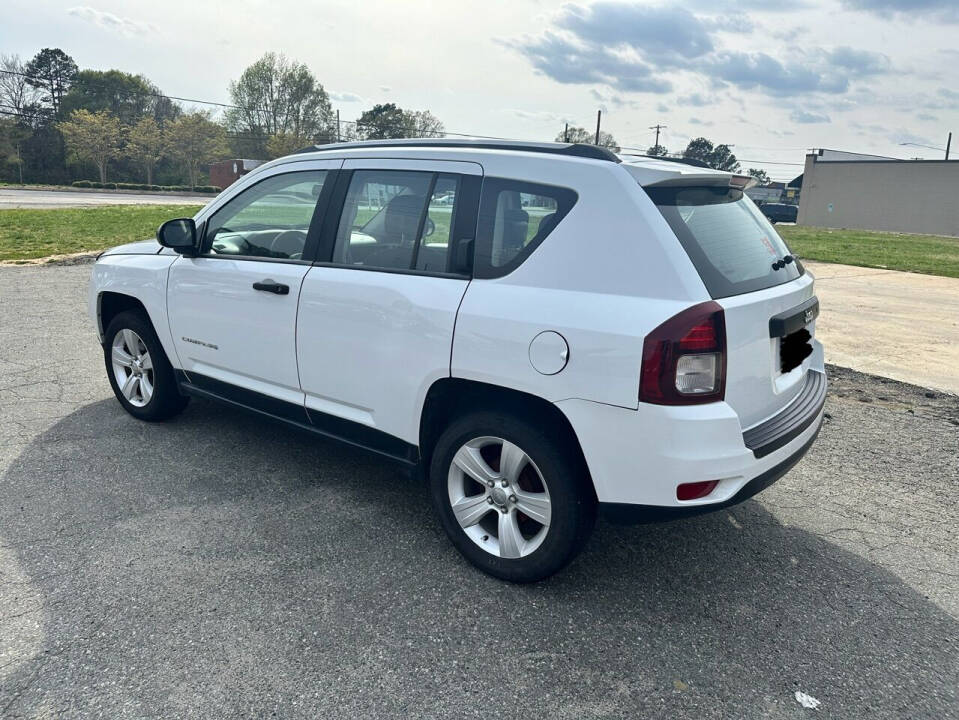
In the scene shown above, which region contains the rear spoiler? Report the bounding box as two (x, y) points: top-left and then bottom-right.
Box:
(643, 173), (758, 190)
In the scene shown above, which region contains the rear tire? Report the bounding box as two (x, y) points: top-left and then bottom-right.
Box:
(429, 411), (595, 582)
(104, 310), (188, 422)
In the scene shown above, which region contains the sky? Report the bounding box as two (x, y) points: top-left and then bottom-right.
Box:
(2, 0), (957, 180)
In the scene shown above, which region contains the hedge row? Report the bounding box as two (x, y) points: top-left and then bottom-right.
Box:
(71, 181), (221, 193)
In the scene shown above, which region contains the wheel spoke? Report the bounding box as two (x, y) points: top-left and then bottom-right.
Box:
(452, 445), (497, 486)
(120, 373), (139, 400)
(513, 489), (551, 526)
(123, 329), (140, 357)
(451, 492), (492, 528)
(497, 511), (524, 559)
(498, 440), (527, 483)
(139, 373), (154, 401)
(111, 345), (134, 367)
(139, 352), (153, 370)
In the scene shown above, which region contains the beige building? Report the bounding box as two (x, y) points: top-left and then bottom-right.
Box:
(797, 149), (959, 237)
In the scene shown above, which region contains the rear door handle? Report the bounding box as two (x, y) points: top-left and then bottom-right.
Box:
(252, 279), (290, 295)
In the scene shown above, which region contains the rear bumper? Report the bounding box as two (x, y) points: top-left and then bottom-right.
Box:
(556, 366), (826, 509)
(600, 420), (821, 524)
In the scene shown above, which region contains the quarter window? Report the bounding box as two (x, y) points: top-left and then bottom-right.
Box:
(474, 178), (577, 278)
(332, 170), (460, 273)
(203, 171), (328, 260)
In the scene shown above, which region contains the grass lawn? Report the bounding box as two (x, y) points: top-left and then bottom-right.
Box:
(778, 225), (959, 279)
(0, 205), (202, 262)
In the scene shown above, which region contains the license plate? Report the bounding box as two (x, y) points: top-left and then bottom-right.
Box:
(780, 328), (812, 373)
(770, 297), (818, 374)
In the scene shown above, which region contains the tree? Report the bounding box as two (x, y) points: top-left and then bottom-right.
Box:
(709, 143), (740, 172)
(266, 131), (311, 159)
(125, 117), (167, 185)
(168, 112), (229, 187)
(354, 104), (446, 140)
(402, 110), (445, 138)
(357, 103), (408, 139)
(747, 168), (770, 185)
(554, 125), (620, 152)
(225, 52), (333, 156)
(647, 144), (668, 157)
(59, 109), (123, 182)
(0, 117), (31, 183)
(682, 137), (741, 172)
(0, 54), (41, 115)
(62, 69), (179, 127)
(24, 48), (77, 116)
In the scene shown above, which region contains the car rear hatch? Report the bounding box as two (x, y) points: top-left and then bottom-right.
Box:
(642, 177), (820, 429)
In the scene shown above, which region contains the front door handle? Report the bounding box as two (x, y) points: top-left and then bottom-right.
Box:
(252, 279), (290, 295)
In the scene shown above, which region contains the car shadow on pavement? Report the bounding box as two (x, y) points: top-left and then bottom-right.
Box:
(1, 397), (956, 719)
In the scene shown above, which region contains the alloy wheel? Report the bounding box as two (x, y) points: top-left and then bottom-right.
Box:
(111, 329), (154, 408)
(447, 436), (552, 559)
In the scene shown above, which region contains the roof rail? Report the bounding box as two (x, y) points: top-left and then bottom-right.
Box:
(292, 138), (621, 163)
(619, 152), (711, 169)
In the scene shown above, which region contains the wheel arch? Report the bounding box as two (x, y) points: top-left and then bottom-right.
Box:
(418, 378), (596, 500)
(97, 291), (150, 339)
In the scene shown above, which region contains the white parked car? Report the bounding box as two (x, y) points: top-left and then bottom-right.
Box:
(89, 139), (826, 582)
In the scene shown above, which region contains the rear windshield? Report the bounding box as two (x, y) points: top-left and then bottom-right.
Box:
(648, 186), (803, 298)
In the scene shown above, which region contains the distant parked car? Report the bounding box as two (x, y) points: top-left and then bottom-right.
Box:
(760, 203), (798, 224)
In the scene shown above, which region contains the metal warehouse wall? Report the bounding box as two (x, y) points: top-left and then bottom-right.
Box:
(797, 155), (959, 237)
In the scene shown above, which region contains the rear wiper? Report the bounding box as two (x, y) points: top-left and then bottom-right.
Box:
(772, 254), (795, 271)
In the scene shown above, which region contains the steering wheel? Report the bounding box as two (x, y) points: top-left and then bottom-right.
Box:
(269, 229), (307, 258)
(422, 217), (435, 238)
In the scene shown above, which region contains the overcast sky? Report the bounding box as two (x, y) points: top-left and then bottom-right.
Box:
(3, 0), (957, 179)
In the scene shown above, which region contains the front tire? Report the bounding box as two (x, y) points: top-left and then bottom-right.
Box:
(103, 310), (188, 422)
(429, 411), (595, 582)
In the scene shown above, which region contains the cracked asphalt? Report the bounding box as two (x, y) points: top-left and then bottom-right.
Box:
(1, 263), (957, 719)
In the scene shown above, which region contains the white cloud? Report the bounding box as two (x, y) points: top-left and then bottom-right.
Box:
(508, 108), (569, 123)
(67, 6), (155, 36)
(330, 91), (364, 103)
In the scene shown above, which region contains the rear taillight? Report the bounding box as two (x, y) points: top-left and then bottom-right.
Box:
(639, 301), (726, 405)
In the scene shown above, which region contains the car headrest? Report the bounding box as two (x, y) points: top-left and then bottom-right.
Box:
(529, 213), (559, 245)
(384, 195), (425, 242)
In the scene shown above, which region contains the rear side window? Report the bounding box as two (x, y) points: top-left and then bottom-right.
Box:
(648, 186), (803, 298)
(331, 170), (463, 274)
(474, 178), (576, 278)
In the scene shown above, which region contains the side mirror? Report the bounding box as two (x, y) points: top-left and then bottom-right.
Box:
(157, 218), (198, 255)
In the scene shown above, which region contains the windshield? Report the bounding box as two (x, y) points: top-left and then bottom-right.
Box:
(648, 186), (803, 298)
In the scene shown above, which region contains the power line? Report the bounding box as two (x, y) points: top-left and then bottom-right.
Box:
(0, 68), (264, 112)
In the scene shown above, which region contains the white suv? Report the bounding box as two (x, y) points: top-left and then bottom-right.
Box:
(89, 139), (826, 582)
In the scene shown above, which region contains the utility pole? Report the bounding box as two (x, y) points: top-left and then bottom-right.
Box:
(595, 110), (602, 145)
(336, 109), (341, 143)
(16, 142), (22, 185)
(946, 132), (952, 161)
(563, 122), (569, 143)
(649, 123), (666, 150)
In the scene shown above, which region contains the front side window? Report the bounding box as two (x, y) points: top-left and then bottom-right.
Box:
(203, 171), (328, 260)
(474, 178), (577, 278)
(332, 170), (459, 273)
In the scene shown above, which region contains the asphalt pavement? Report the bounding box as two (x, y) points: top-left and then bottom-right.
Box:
(0, 187), (212, 209)
(1, 264), (956, 719)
